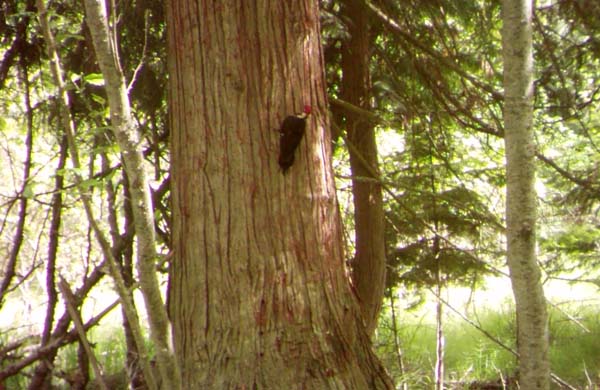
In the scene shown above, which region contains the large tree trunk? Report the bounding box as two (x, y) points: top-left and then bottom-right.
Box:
(340, 0), (386, 335)
(502, 0), (550, 388)
(166, 1), (393, 388)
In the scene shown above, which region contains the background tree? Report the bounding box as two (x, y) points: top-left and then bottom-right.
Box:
(336, 0), (387, 336)
(82, 0), (178, 387)
(502, 0), (549, 387)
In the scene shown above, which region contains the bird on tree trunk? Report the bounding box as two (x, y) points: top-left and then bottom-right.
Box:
(278, 105), (311, 173)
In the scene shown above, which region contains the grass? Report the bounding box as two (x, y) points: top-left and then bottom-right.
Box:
(375, 299), (600, 388)
(548, 305), (600, 386)
(50, 327), (129, 388)
(2, 300), (598, 388)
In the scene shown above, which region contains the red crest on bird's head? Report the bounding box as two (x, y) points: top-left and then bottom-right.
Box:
(303, 105), (312, 115)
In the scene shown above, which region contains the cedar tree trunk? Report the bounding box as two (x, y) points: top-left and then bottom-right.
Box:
(166, 1), (393, 388)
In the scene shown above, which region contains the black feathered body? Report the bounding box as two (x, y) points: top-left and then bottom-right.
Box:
(278, 113), (308, 173)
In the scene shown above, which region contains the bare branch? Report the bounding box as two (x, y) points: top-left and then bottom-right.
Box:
(58, 277), (109, 390)
(127, 10), (151, 94)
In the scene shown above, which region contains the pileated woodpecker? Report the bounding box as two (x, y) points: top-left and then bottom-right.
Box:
(278, 105), (312, 173)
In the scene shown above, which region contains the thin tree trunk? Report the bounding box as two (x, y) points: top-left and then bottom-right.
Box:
(37, 2), (162, 389)
(434, 284), (444, 390)
(502, 0), (550, 388)
(28, 135), (67, 390)
(166, 1), (393, 388)
(388, 294), (407, 390)
(432, 231), (444, 390)
(340, 0), (387, 336)
(82, 1), (179, 389)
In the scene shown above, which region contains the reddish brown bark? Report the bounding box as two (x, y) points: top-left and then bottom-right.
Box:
(166, 1), (393, 388)
(340, 0), (386, 334)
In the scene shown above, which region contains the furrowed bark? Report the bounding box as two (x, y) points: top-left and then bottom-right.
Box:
(166, 1), (393, 388)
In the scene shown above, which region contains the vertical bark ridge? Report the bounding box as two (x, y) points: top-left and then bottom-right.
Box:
(167, 0), (392, 387)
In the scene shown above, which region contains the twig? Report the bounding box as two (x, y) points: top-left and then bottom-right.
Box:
(127, 10), (151, 94)
(547, 300), (590, 333)
(58, 276), (109, 390)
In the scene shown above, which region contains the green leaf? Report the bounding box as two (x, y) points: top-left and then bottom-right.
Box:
(91, 93), (106, 105)
(23, 184), (35, 199)
(79, 178), (101, 190)
(84, 73), (105, 86)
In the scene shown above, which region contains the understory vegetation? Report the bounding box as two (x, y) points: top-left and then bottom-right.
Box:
(378, 299), (600, 388)
(3, 299), (598, 389)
